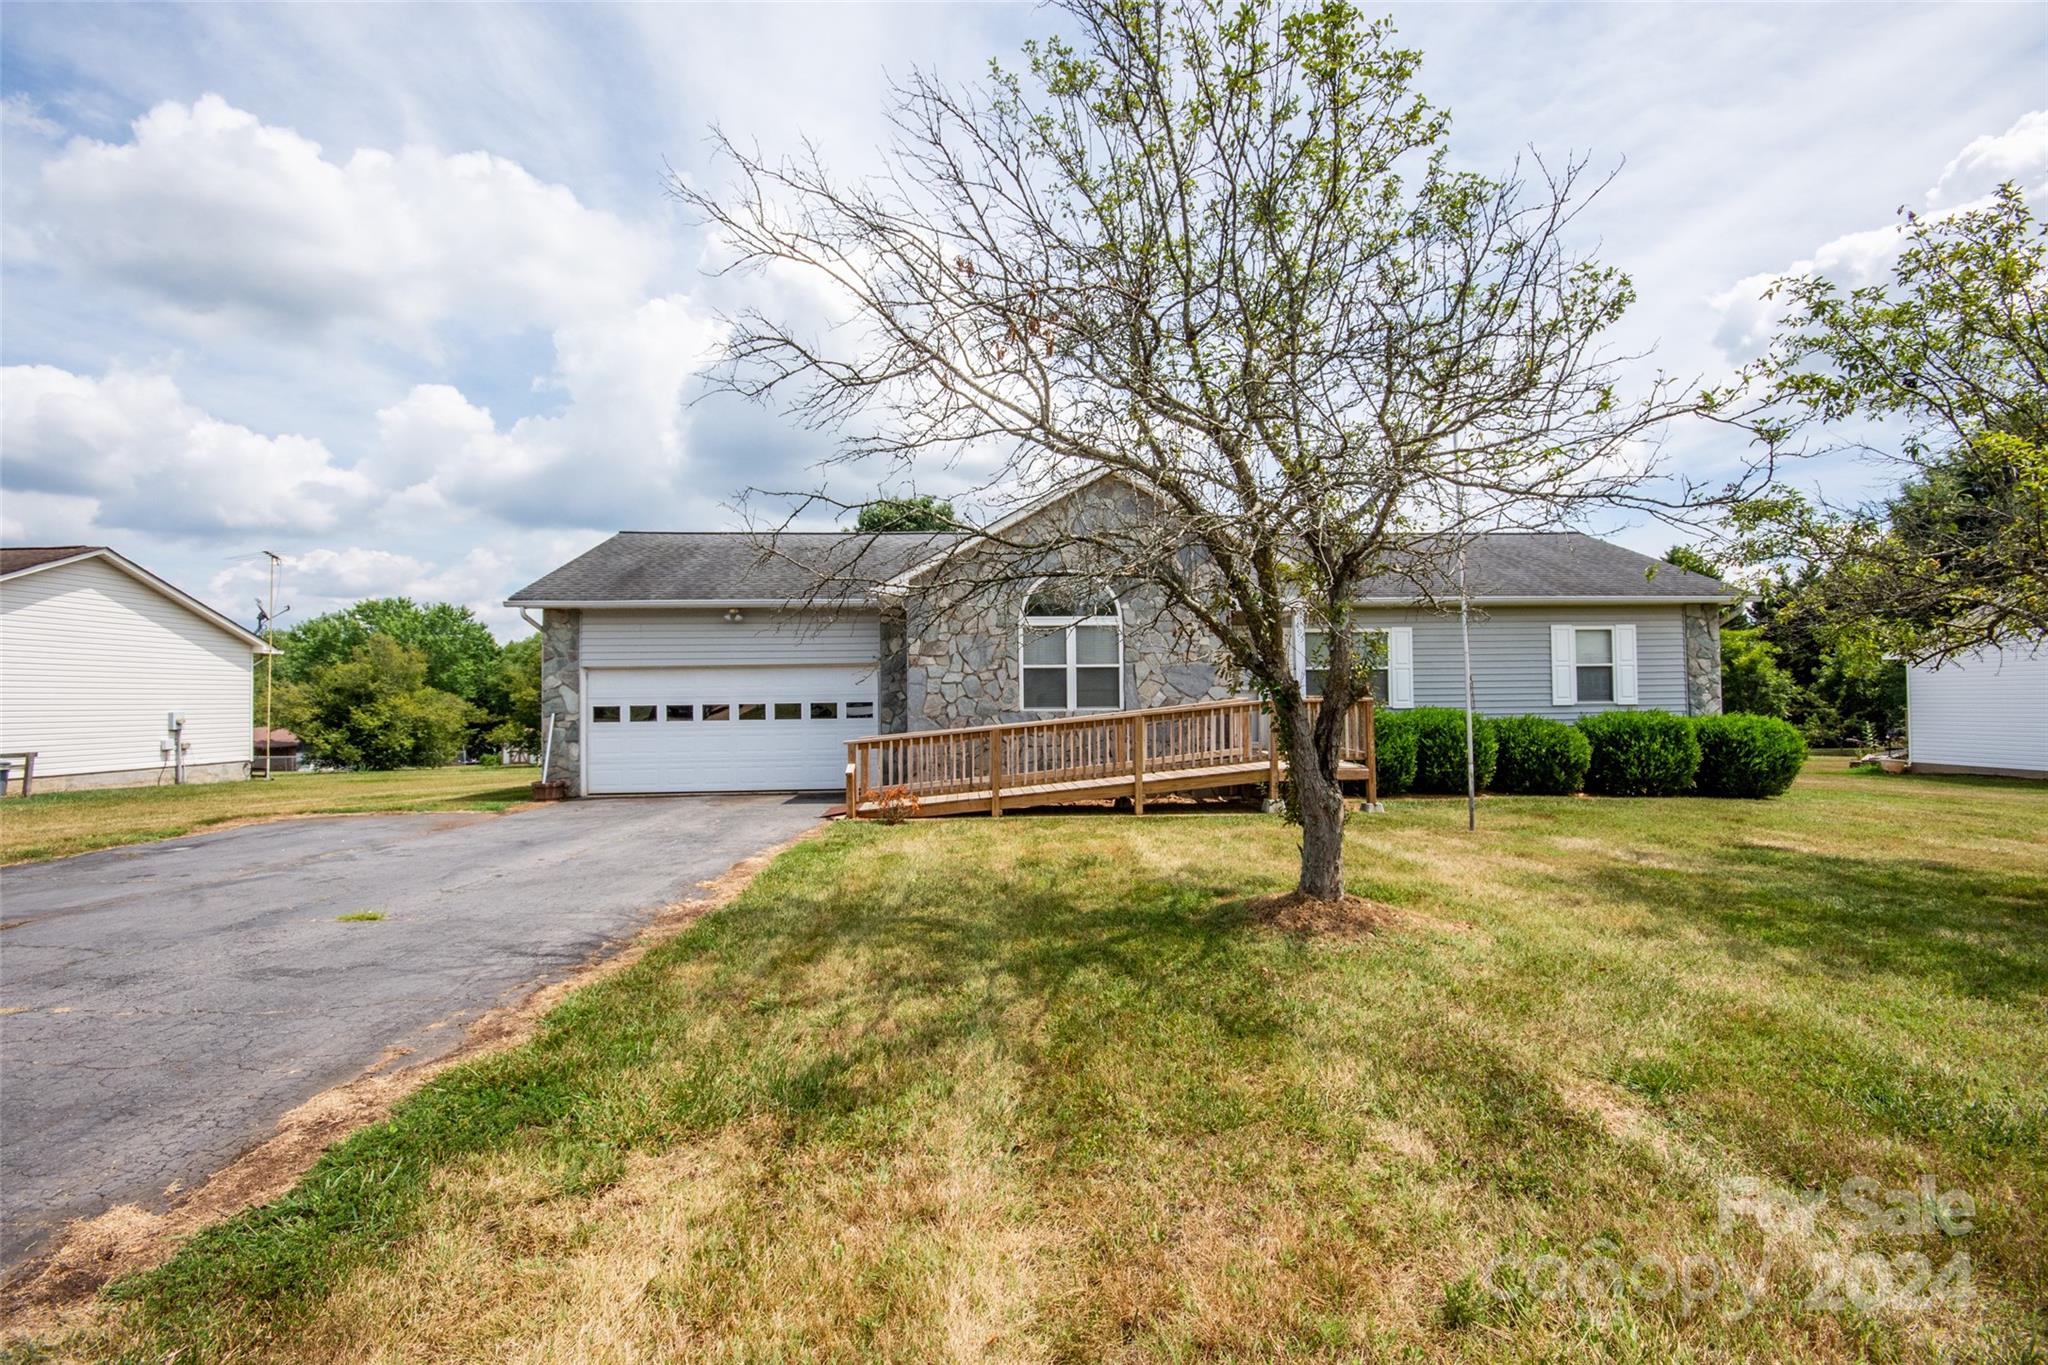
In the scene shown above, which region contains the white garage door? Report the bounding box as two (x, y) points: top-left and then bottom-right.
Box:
(584, 665), (877, 794)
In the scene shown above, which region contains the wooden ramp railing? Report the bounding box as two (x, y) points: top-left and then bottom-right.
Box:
(844, 696), (1375, 819)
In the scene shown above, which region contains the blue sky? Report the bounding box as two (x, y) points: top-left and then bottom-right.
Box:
(2, 2), (2043, 635)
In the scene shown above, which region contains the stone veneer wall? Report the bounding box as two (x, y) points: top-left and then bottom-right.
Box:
(904, 576), (1235, 730)
(902, 477), (1238, 729)
(540, 608), (583, 793)
(1681, 603), (1723, 716)
(878, 602), (909, 734)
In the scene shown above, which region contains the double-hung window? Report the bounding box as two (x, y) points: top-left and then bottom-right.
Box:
(1551, 624), (1638, 706)
(1021, 591), (1122, 710)
(1301, 623), (1411, 706)
(1304, 628), (1389, 703)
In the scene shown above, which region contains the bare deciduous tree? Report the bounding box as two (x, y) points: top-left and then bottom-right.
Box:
(674, 0), (1742, 899)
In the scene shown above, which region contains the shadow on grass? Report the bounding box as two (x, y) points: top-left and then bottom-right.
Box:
(1584, 841), (2048, 1006)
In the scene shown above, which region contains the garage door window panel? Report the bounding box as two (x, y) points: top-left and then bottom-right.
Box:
(592, 705), (621, 723)
(704, 704), (731, 721)
(666, 705), (693, 721)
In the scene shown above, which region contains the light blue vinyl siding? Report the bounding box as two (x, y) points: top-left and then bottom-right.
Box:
(1349, 605), (1693, 718)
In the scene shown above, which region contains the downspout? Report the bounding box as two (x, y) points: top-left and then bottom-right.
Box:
(520, 607), (551, 779)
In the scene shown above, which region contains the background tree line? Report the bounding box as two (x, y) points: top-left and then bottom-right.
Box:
(256, 598), (541, 770)
(1686, 180), (2041, 751)
(1664, 545), (1905, 748)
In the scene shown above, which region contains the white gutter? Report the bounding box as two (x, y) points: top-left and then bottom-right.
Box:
(502, 597), (879, 610)
(1353, 594), (1738, 607)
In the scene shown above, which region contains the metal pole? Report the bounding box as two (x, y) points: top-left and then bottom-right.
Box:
(262, 551), (279, 780)
(1459, 539), (1476, 832)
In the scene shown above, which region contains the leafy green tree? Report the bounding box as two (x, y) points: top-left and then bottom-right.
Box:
(273, 598), (501, 700)
(1719, 627), (1795, 719)
(853, 496), (957, 533)
(1731, 182), (2046, 660)
(268, 597), (515, 752)
(480, 634), (543, 754)
(1662, 544), (1721, 581)
(277, 636), (476, 770)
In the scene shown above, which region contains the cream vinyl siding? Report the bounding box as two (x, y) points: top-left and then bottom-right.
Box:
(0, 557), (255, 778)
(1907, 639), (2048, 775)
(1349, 604), (1690, 717)
(580, 608), (882, 668)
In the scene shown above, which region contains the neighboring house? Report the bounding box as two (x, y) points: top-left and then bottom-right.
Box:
(507, 478), (1734, 795)
(0, 546), (271, 791)
(1904, 639), (2047, 779)
(253, 726), (303, 774)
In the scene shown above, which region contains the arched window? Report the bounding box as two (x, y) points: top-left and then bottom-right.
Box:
(1021, 588), (1122, 710)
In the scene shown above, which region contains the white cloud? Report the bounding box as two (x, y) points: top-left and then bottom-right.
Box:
(366, 294), (729, 527)
(30, 95), (662, 350)
(207, 541), (582, 638)
(1927, 110), (2048, 208)
(1, 93), (62, 139)
(1710, 109), (2048, 363)
(0, 364), (378, 536)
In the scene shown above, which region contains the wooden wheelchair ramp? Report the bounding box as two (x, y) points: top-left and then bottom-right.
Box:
(844, 697), (1375, 819)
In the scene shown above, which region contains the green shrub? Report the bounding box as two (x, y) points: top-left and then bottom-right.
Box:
(1409, 707), (1497, 794)
(1692, 713), (1807, 798)
(1492, 715), (1592, 794)
(1576, 711), (1701, 796)
(1371, 708), (1419, 796)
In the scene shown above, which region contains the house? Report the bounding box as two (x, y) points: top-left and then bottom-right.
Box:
(253, 726), (303, 774)
(0, 546), (271, 791)
(1904, 639), (2047, 779)
(507, 478), (1734, 796)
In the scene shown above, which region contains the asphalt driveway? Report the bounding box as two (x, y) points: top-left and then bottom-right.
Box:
(0, 794), (829, 1274)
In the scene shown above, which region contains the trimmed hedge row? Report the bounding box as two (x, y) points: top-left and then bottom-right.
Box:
(1693, 712), (1808, 798)
(1493, 715), (1592, 795)
(1411, 707), (1497, 794)
(1361, 708), (1804, 799)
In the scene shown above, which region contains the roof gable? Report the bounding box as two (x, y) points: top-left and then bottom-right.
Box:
(1, 546), (272, 651)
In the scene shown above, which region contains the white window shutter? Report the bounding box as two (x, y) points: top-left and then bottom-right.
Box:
(1387, 627), (1415, 708)
(1613, 624), (1639, 704)
(1550, 625), (1576, 707)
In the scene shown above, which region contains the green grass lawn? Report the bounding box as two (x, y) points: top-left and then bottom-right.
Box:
(0, 765), (538, 864)
(51, 764), (2048, 1361)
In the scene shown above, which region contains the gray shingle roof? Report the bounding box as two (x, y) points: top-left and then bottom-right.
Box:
(510, 527), (1728, 605)
(1358, 532), (1732, 601)
(507, 531), (968, 604)
(1, 545), (105, 576)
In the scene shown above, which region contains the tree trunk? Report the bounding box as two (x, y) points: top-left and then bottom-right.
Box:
(1287, 693), (1347, 900)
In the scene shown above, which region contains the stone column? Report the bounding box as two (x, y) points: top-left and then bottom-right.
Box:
(878, 602), (909, 734)
(540, 608), (583, 793)
(1682, 604), (1723, 716)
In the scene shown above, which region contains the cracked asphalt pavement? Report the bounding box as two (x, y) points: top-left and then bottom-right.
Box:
(0, 794), (829, 1273)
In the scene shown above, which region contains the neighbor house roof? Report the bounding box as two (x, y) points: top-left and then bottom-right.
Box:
(0, 545), (103, 575)
(1355, 532), (1734, 604)
(505, 531), (969, 607)
(1, 545), (275, 651)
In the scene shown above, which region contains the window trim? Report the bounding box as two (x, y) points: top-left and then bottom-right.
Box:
(1551, 623), (1639, 707)
(1294, 618), (1412, 708)
(1018, 582), (1124, 712)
